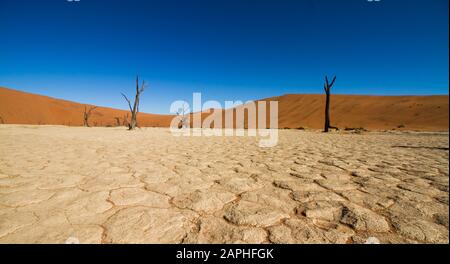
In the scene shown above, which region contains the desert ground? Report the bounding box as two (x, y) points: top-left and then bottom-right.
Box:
(0, 125), (448, 244)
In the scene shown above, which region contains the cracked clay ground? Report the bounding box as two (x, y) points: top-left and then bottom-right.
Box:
(0, 125), (448, 244)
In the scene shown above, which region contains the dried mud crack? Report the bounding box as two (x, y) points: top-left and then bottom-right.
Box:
(0, 125), (448, 244)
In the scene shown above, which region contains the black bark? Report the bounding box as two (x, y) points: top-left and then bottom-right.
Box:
(323, 76), (336, 132)
(121, 76), (146, 130)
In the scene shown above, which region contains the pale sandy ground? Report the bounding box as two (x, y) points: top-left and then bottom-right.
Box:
(0, 125), (448, 244)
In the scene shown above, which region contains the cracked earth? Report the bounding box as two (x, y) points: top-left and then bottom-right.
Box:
(0, 125), (448, 244)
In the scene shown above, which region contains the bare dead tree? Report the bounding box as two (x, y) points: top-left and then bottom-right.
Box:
(83, 105), (98, 127)
(176, 102), (190, 129)
(323, 75), (338, 132)
(114, 117), (121, 127)
(121, 76), (146, 130)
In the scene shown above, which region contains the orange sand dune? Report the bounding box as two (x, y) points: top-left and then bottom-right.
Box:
(197, 94), (448, 131)
(264, 94), (449, 131)
(0, 87), (174, 127)
(0, 87), (448, 131)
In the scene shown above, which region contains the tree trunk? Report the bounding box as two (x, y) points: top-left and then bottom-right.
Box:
(129, 113), (137, 130)
(323, 76), (336, 133)
(324, 91), (330, 132)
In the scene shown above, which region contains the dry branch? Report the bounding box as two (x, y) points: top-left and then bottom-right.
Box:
(121, 76), (146, 130)
(176, 102), (190, 129)
(83, 105), (98, 127)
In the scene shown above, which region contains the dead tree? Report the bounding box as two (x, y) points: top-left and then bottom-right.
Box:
(114, 117), (121, 127)
(323, 75), (337, 132)
(176, 102), (190, 129)
(83, 105), (97, 127)
(121, 76), (145, 130)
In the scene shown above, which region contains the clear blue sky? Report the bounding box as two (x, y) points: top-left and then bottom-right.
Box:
(0, 0), (448, 114)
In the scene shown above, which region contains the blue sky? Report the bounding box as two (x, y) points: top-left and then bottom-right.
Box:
(0, 0), (448, 114)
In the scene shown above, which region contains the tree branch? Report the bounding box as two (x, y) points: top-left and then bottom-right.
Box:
(329, 76), (337, 88)
(135, 76), (139, 95)
(121, 93), (133, 112)
(88, 106), (98, 115)
(140, 80), (146, 93)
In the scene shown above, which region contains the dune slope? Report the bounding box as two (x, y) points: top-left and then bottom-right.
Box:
(0, 87), (174, 127)
(0, 87), (448, 131)
(266, 94), (449, 131)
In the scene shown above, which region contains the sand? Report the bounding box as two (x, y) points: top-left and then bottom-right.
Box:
(0, 125), (448, 244)
(0, 87), (174, 127)
(265, 94), (449, 131)
(1, 87), (448, 131)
